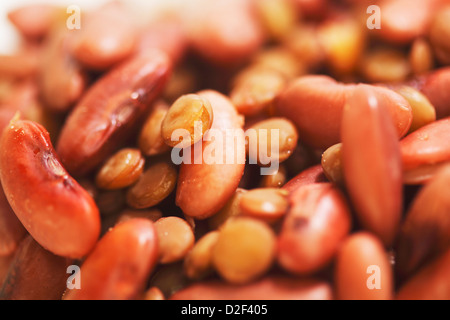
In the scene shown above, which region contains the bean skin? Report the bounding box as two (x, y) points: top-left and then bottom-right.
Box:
(170, 276), (333, 300)
(395, 165), (450, 281)
(56, 50), (172, 177)
(63, 218), (159, 300)
(277, 183), (352, 275)
(0, 235), (71, 300)
(282, 164), (328, 194)
(0, 118), (101, 259)
(176, 90), (246, 219)
(400, 118), (450, 185)
(335, 232), (394, 300)
(341, 84), (403, 247)
(396, 248), (450, 300)
(7, 4), (58, 39)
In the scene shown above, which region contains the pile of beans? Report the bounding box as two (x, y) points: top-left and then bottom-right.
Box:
(0, 0), (450, 300)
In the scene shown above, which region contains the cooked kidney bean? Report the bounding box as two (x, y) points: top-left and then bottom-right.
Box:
(176, 90), (246, 219)
(170, 276), (333, 300)
(400, 118), (450, 185)
(0, 118), (100, 258)
(161, 93), (213, 148)
(277, 183), (352, 274)
(7, 4), (58, 40)
(396, 248), (450, 300)
(395, 165), (450, 280)
(154, 216), (195, 264)
(56, 50), (172, 177)
(95, 148), (144, 190)
(239, 188), (289, 223)
(342, 84), (403, 246)
(0, 235), (70, 300)
(212, 217), (276, 284)
(282, 164), (328, 194)
(70, 2), (138, 70)
(63, 218), (158, 300)
(184, 230), (219, 280)
(126, 161), (177, 209)
(335, 232), (394, 300)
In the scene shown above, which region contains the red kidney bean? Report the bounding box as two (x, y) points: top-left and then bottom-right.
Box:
(400, 117), (450, 185)
(70, 2), (138, 70)
(184, 0), (265, 66)
(334, 232), (394, 300)
(38, 23), (86, 112)
(341, 84), (403, 246)
(176, 90), (246, 219)
(63, 218), (159, 300)
(7, 4), (58, 40)
(411, 67), (450, 120)
(395, 164), (450, 281)
(0, 118), (101, 258)
(396, 248), (450, 300)
(277, 183), (352, 274)
(282, 164), (328, 194)
(56, 50), (172, 177)
(170, 276), (333, 300)
(275, 75), (412, 149)
(0, 235), (71, 300)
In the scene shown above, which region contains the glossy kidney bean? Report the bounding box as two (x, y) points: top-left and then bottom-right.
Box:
(277, 183), (352, 274)
(56, 50), (172, 177)
(395, 164), (450, 281)
(0, 118), (101, 258)
(282, 164), (328, 194)
(335, 232), (394, 300)
(0, 235), (71, 300)
(176, 90), (246, 219)
(170, 276), (333, 300)
(63, 218), (158, 300)
(400, 118), (450, 185)
(342, 84), (403, 246)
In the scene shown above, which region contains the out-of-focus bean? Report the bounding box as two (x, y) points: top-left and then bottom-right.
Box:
(335, 232), (393, 300)
(359, 48), (410, 83)
(95, 148), (144, 190)
(245, 117), (298, 166)
(239, 188), (289, 223)
(394, 86), (436, 134)
(96, 189), (126, 217)
(251, 47), (305, 81)
(148, 262), (190, 299)
(143, 286), (165, 300)
(0, 52), (39, 79)
(70, 2), (138, 70)
(341, 84), (403, 246)
(400, 118), (450, 185)
(282, 164), (328, 194)
(395, 165), (450, 280)
(161, 93), (213, 148)
(176, 90), (246, 219)
(212, 217), (276, 284)
(154, 216), (195, 264)
(126, 162), (177, 209)
(63, 218), (159, 300)
(56, 50), (172, 177)
(230, 68), (287, 116)
(117, 208), (163, 224)
(409, 38), (434, 76)
(259, 164), (287, 188)
(184, 0), (264, 66)
(184, 231), (219, 280)
(207, 188), (247, 230)
(277, 183), (352, 274)
(396, 248), (450, 300)
(7, 4), (58, 39)
(170, 276), (333, 300)
(0, 235), (70, 300)
(321, 143), (344, 186)
(0, 118), (100, 258)
(429, 5), (450, 65)
(163, 66), (198, 104)
(254, 0), (298, 41)
(0, 254), (14, 289)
